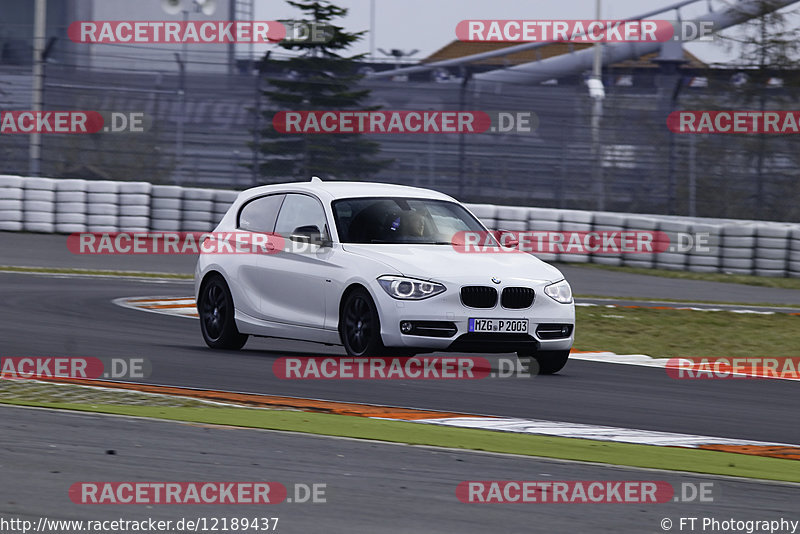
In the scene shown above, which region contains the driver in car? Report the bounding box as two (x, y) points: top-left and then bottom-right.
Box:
(398, 211), (426, 238)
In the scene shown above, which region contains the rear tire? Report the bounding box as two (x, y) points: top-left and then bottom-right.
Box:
(339, 288), (385, 357)
(198, 274), (248, 350)
(518, 350), (570, 375)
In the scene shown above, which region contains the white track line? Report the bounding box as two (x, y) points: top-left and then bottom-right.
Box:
(411, 416), (800, 449)
(576, 302), (778, 314)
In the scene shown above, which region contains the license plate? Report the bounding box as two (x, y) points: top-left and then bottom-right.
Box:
(468, 318), (528, 333)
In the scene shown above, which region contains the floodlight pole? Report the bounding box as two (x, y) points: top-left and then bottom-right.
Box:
(29, 0), (46, 176)
(370, 0), (376, 59)
(458, 66), (472, 198)
(174, 9), (189, 186)
(590, 0), (605, 211)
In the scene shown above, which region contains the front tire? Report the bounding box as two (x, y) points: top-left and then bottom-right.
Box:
(198, 274), (248, 350)
(518, 350), (570, 375)
(339, 288), (385, 357)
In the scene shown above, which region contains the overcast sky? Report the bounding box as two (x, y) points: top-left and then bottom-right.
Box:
(254, 0), (800, 66)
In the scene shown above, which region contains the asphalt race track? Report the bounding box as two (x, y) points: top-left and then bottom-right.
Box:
(2, 405), (797, 534)
(2, 229), (800, 533)
(1, 271), (798, 446)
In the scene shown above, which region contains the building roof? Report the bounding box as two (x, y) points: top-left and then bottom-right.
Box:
(423, 41), (707, 69)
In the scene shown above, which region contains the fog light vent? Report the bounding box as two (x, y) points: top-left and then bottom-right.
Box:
(535, 323), (574, 340)
(399, 321), (457, 338)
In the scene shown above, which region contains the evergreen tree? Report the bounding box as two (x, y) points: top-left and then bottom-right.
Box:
(255, 1), (391, 181)
(679, 0), (800, 220)
(716, 0), (800, 219)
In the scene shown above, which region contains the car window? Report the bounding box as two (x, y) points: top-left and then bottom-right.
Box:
(274, 194), (329, 239)
(332, 197), (489, 244)
(238, 194), (285, 232)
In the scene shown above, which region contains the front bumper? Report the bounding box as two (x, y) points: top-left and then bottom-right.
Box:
(372, 283), (575, 353)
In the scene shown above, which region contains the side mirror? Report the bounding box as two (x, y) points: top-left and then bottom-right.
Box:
(290, 225), (330, 247)
(494, 229), (520, 249)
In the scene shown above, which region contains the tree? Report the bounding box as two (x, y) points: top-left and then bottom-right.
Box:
(719, 0), (800, 74)
(254, 1), (391, 181)
(714, 0), (800, 219)
(672, 0), (800, 220)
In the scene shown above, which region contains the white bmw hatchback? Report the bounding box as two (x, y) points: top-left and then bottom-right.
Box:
(195, 178), (575, 373)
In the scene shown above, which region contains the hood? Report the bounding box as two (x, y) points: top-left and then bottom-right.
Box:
(342, 244), (564, 284)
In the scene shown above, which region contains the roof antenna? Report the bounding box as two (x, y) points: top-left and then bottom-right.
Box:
(310, 176), (322, 182)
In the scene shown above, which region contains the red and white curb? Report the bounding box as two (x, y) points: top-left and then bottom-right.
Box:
(113, 296), (197, 318)
(410, 416), (799, 450)
(19, 376), (800, 460)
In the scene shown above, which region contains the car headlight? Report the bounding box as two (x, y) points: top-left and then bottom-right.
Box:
(544, 279), (573, 304)
(377, 275), (446, 300)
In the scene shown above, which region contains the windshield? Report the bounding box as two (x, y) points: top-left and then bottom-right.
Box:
(332, 197), (492, 245)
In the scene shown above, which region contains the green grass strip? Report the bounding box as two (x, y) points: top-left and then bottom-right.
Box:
(574, 306), (800, 359)
(2, 400), (798, 483)
(565, 263), (800, 291)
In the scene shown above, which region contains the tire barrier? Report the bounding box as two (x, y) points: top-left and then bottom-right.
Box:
(2, 174), (800, 278)
(654, 219), (691, 272)
(687, 223), (721, 274)
(55, 179), (88, 233)
(790, 227), (800, 279)
(23, 177), (57, 233)
(622, 216), (657, 269)
(590, 212), (626, 267)
(0, 175), (24, 231)
(180, 187), (216, 232)
(755, 224), (792, 277)
(86, 180), (119, 233)
(150, 185), (182, 232)
(119, 181), (152, 232)
(213, 190), (239, 227)
(465, 204), (497, 233)
(496, 206), (530, 233)
(558, 209), (593, 264)
(526, 208), (561, 263)
(721, 224), (756, 275)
